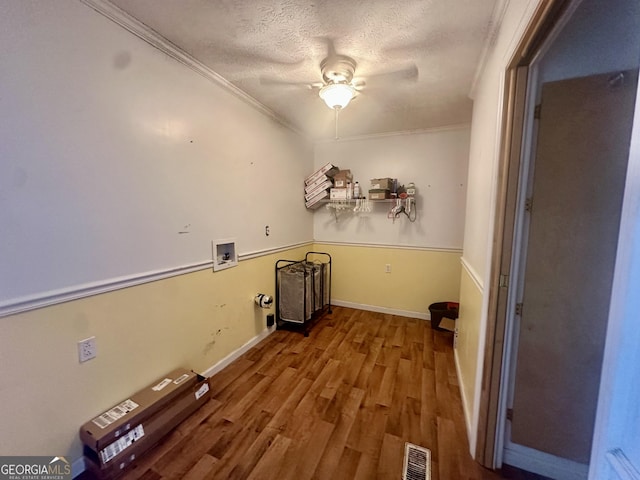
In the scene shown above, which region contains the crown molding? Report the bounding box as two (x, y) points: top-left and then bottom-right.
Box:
(469, 0), (511, 100)
(78, 0), (304, 137)
(314, 123), (472, 144)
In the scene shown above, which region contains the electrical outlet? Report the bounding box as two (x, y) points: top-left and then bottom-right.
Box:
(385, 264), (391, 273)
(78, 336), (97, 363)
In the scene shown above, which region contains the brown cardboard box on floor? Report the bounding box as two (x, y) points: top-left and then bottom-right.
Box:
(80, 368), (199, 452)
(80, 368), (210, 479)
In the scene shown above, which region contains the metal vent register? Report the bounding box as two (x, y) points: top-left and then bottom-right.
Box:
(403, 443), (431, 480)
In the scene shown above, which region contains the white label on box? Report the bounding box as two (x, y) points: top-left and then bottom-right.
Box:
(91, 399), (139, 429)
(173, 373), (189, 385)
(152, 378), (172, 391)
(100, 424), (144, 464)
(195, 382), (210, 400)
(114, 422), (131, 438)
(330, 188), (347, 200)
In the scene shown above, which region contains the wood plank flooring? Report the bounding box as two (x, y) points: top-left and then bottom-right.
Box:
(80, 307), (545, 480)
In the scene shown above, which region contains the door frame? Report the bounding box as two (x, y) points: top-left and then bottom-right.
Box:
(473, 0), (575, 468)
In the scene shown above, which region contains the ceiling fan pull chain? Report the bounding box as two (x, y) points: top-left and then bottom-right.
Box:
(334, 107), (340, 140)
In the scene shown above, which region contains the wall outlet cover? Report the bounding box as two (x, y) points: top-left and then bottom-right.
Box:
(78, 336), (97, 363)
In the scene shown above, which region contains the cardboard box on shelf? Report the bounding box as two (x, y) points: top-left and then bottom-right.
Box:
(333, 170), (353, 188)
(330, 188), (348, 200)
(369, 189), (391, 200)
(304, 175), (333, 194)
(304, 179), (333, 200)
(80, 368), (210, 479)
(305, 189), (329, 208)
(305, 163), (339, 186)
(370, 178), (393, 190)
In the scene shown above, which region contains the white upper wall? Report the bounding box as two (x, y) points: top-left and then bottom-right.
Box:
(0, 0), (313, 310)
(456, 0), (543, 456)
(313, 127), (470, 249)
(463, 0), (540, 282)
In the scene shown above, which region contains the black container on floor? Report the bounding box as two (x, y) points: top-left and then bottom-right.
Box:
(429, 302), (459, 330)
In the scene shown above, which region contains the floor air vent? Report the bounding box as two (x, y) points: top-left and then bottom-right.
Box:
(402, 442), (431, 480)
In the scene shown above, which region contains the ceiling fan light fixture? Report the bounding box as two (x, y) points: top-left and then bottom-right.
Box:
(319, 83), (356, 110)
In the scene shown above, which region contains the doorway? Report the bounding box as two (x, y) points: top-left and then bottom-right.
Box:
(474, 0), (640, 478)
(504, 68), (638, 478)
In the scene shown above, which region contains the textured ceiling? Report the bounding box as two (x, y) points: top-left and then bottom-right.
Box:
(108, 0), (498, 140)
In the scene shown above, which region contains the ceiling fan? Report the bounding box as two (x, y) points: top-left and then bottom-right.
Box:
(317, 52), (367, 109)
(260, 39), (419, 111)
(260, 39), (418, 138)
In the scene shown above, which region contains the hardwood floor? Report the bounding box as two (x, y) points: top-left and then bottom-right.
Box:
(80, 307), (545, 480)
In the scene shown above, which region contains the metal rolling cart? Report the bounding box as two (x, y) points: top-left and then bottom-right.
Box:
(275, 252), (332, 336)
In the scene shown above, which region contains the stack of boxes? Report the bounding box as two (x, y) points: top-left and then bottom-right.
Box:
(304, 163), (339, 209)
(305, 169), (405, 205)
(369, 177), (393, 200)
(80, 368), (211, 479)
(329, 169), (354, 200)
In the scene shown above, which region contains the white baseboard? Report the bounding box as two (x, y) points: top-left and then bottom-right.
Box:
(202, 325), (276, 378)
(330, 299), (430, 321)
(72, 456), (86, 478)
(503, 442), (589, 479)
(330, 299), (457, 332)
(454, 347), (476, 456)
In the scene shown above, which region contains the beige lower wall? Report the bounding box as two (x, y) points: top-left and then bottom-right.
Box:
(312, 243), (462, 316)
(0, 242), (464, 467)
(0, 245), (309, 463)
(455, 263), (484, 448)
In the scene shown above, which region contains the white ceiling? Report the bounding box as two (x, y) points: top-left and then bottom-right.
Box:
(107, 0), (499, 140)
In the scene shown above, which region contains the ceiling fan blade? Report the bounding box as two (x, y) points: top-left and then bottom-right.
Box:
(205, 44), (305, 70)
(352, 80), (366, 91)
(259, 76), (322, 89)
(360, 64), (419, 86)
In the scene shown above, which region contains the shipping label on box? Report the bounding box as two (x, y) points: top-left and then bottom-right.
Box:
(99, 425), (145, 464)
(330, 188), (348, 200)
(90, 399), (139, 429)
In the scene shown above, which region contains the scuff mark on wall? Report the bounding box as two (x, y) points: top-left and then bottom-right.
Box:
(203, 327), (229, 355)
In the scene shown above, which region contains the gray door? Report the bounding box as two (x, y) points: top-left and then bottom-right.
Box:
(510, 70), (638, 463)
